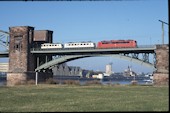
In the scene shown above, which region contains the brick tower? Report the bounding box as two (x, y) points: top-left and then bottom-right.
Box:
(7, 26), (53, 86)
(7, 26), (35, 86)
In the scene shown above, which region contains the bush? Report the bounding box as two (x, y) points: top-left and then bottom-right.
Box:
(45, 78), (56, 84)
(131, 80), (138, 86)
(85, 80), (102, 85)
(27, 80), (35, 85)
(63, 80), (80, 85)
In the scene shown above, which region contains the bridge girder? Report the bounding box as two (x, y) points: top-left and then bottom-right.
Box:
(35, 55), (91, 72)
(35, 53), (156, 72)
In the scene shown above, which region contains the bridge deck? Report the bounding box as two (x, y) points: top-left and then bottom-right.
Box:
(0, 46), (156, 57)
(31, 46), (156, 55)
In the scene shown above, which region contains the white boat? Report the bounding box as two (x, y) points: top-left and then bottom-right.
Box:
(143, 79), (153, 82)
(143, 74), (153, 83)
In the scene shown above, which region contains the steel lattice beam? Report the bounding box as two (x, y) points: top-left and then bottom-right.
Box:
(0, 30), (9, 50)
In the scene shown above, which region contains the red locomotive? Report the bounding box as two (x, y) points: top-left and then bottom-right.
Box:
(97, 40), (137, 49)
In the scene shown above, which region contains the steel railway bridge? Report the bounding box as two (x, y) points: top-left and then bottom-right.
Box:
(32, 46), (156, 71)
(1, 26), (169, 86)
(0, 30), (156, 72)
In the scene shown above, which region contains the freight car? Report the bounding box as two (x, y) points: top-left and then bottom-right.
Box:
(97, 40), (137, 49)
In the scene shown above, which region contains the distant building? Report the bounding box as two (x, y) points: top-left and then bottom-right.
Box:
(123, 66), (137, 76)
(106, 63), (113, 76)
(52, 63), (82, 76)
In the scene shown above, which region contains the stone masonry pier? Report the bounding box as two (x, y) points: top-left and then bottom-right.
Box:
(7, 26), (53, 86)
(153, 44), (169, 85)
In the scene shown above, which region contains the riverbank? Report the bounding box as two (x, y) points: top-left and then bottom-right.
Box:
(0, 84), (168, 112)
(0, 79), (151, 86)
(0, 75), (152, 86)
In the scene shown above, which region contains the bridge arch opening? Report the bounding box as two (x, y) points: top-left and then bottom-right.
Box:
(35, 53), (156, 74)
(65, 56), (155, 74)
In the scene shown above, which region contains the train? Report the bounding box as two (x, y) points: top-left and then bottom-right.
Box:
(40, 40), (137, 49)
(97, 40), (137, 48)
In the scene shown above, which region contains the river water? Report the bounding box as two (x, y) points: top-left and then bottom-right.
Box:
(0, 76), (152, 86)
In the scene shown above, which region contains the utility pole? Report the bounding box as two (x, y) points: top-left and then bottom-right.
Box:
(158, 20), (169, 45)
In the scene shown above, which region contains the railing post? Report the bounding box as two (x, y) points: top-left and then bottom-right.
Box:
(36, 71), (38, 85)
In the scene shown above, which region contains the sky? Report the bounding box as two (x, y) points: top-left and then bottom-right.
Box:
(0, 0), (169, 74)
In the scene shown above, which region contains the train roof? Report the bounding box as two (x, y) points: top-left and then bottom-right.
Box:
(100, 40), (136, 42)
(42, 43), (62, 44)
(66, 41), (94, 43)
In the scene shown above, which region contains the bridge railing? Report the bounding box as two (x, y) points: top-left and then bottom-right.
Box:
(137, 45), (156, 48)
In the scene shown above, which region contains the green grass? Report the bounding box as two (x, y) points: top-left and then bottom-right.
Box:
(0, 84), (169, 112)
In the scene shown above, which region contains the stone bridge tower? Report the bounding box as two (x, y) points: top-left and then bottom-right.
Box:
(153, 44), (169, 85)
(7, 26), (53, 86)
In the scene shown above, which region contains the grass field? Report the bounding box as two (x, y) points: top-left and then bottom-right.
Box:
(0, 84), (169, 112)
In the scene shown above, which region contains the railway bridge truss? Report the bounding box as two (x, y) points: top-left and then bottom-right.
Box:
(0, 30), (9, 51)
(33, 46), (156, 72)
